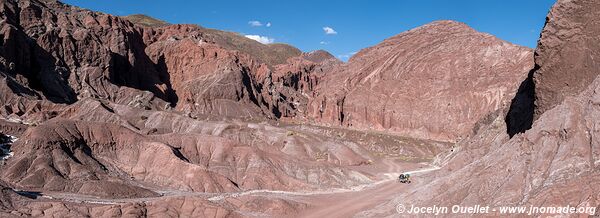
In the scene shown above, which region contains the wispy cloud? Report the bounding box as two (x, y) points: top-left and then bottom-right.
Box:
(337, 51), (357, 61)
(248, 21), (263, 27)
(249, 21), (272, 27)
(320, 41), (329, 45)
(323, 26), (337, 35)
(245, 35), (275, 44)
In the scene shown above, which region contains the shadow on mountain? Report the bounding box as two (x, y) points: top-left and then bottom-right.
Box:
(505, 66), (537, 138)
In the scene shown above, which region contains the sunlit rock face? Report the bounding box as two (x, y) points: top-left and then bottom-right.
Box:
(306, 20), (533, 142)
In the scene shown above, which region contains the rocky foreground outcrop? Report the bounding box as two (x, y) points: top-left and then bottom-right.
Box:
(306, 21), (533, 142)
(532, 0), (600, 117)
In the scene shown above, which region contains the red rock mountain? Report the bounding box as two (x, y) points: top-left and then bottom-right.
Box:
(305, 21), (533, 142)
(1, 0), (593, 217)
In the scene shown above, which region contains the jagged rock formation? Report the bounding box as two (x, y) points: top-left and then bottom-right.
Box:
(532, 0), (600, 117)
(508, 0), (600, 136)
(140, 26), (335, 119)
(1, 0), (172, 114)
(306, 21), (533, 142)
(0, 0), (333, 123)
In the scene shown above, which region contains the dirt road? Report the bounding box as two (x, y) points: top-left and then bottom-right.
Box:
(297, 159), (438, 217)
(35, 158), (439, 216)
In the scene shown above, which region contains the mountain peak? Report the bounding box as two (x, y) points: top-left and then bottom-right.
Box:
(424, 20), (470, 28)
(301, 50), (338, 63)
(122, 14), (169, 27)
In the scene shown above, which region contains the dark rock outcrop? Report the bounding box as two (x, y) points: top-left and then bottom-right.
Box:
(533, 0), (600, 117)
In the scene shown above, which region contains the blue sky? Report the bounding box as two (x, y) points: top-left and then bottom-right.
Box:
(63, 0), (557, 61)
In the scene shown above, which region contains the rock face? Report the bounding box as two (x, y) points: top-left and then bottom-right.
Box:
(138, 26), (335, 119)
(508, 0), (600, 136)
(306, 21), (533, 142)
(0, 0), (173, 112)
(533, 0), (600, 117)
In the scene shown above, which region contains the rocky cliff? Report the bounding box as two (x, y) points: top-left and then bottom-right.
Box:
(533, 0), (600, 117)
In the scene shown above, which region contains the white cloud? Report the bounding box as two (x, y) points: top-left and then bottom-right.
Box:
(320, 41), (329, 45)
(337, 51), (357, 61)
(323, 26), (337, 35)
(245, 35), (275, 44)
(266, 22), (272, 27)
(248, 21), (263, 27)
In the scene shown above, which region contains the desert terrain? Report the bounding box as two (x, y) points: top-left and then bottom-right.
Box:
(0, 0), (598, 217)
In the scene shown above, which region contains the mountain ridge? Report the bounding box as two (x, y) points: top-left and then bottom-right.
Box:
(1, 0), (592, 217)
